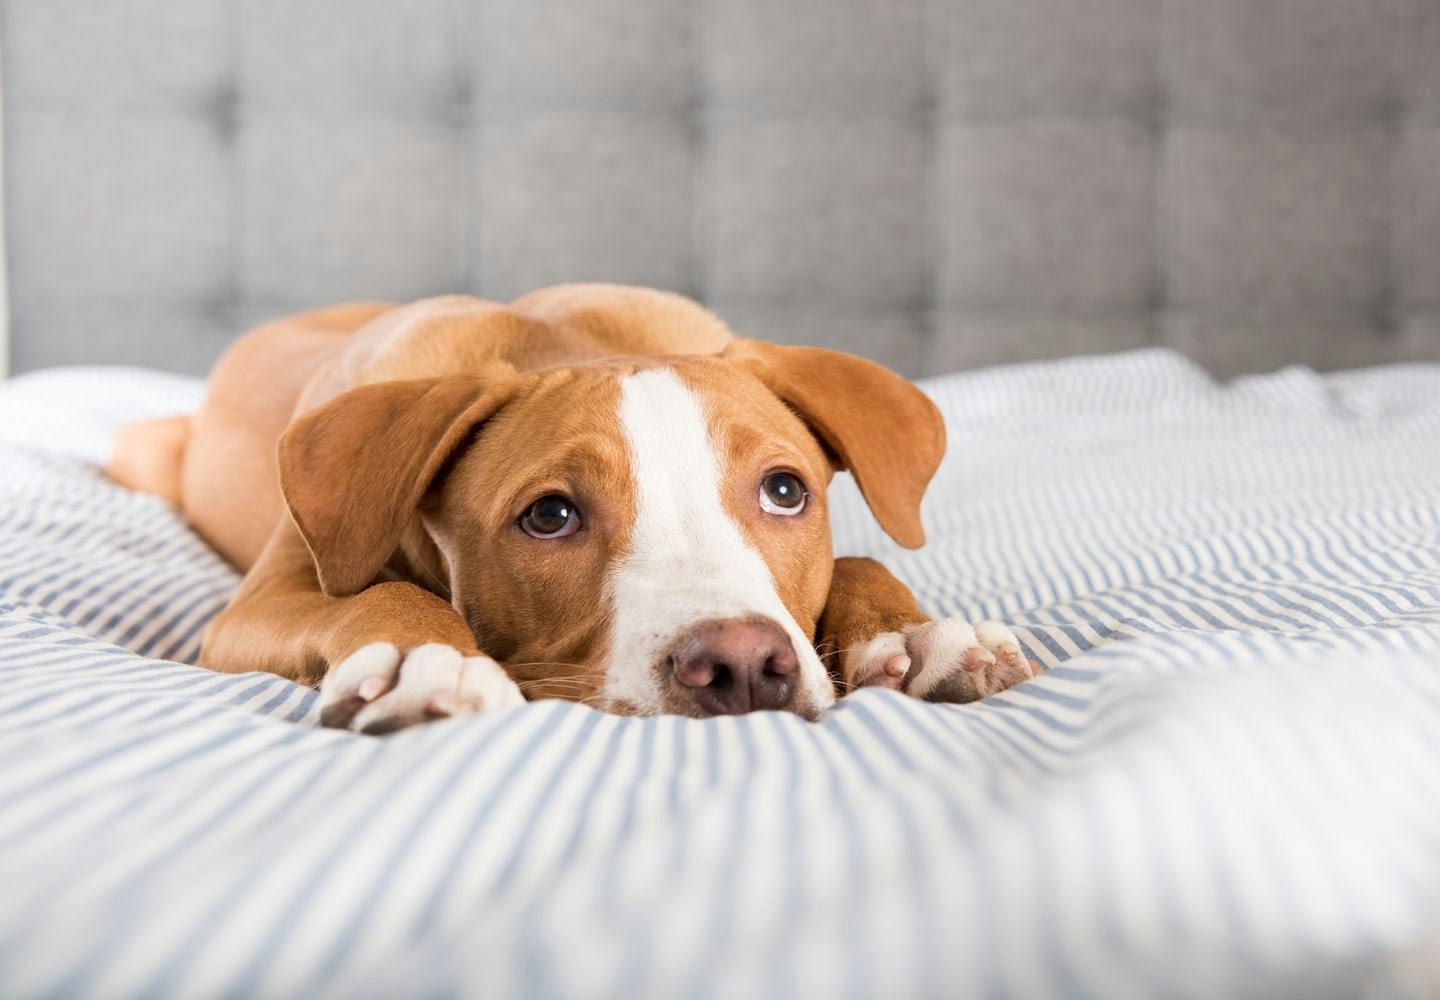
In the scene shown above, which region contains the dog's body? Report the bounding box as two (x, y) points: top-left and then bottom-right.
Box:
(112, 284), (1037, 730)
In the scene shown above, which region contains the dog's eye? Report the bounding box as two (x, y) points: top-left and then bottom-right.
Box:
(520, 495), (581, 538)
(759, 472), (807, 516)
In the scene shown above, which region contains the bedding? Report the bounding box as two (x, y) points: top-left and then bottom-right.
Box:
(1, 349), (1438, 999)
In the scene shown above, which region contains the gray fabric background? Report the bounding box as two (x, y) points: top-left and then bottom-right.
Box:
(3, 0), (1438, 378)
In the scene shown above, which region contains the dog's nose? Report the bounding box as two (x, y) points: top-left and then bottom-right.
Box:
(669, 618), (798, 715)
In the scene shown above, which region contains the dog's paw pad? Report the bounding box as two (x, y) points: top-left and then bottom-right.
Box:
(317, 642), (524, 733)
(902, 619), (1040, 704)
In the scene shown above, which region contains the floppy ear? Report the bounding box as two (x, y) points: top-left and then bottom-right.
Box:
(722, 339), (946, 549)
(277, 374), (515, 597)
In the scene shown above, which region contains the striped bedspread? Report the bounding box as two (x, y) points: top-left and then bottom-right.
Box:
(2, 351), (1438, 999)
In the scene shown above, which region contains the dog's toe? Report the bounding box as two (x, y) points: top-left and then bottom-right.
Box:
(844, 632), (912, 692)
(316, 641), (403, 729)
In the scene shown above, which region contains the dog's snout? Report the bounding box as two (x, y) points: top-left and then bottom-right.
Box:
(669, 618), (798, 715)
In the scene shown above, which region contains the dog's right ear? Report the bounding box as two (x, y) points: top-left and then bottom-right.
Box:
(277, 373), (516, 597)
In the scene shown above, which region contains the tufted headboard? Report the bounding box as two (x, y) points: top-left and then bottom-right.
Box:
(2, 0), (1438, 378)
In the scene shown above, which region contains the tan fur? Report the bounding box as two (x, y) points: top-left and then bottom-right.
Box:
(722, 339), (947, 549)
(109, 284), (947, 710)
(110, 415), (191, 507)
(816, 557), (931, 685)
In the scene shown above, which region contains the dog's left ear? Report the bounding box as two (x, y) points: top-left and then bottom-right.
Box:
(722, 339), (946, 549)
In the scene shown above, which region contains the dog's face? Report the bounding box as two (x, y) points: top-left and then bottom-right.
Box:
(278, 340), (945, 718)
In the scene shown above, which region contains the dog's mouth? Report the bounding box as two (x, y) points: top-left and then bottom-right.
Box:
(606, 691), (825, 721)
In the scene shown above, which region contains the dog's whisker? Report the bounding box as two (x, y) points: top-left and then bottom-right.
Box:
(509, 668), (591, 679)
(518, 683), (595, 696)
(817, 642), (868, 663)
(409, 558), (452, 601)
(513, 678), (598, 692)
(505, 660), (590, 672)
(511, 673), (595, 685)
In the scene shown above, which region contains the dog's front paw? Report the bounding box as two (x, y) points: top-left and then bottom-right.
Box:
(848, 620), (1040, 703)
(316, 642), (525, 734)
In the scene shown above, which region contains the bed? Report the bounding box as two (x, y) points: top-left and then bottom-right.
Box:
(2, 350), (1439, 999)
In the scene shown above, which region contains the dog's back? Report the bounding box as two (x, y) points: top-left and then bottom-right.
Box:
(110, 285), (734, 570)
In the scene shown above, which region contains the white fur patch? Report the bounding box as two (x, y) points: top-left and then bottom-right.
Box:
(902, 620), (982, 700)
(604, 368), (835, 715)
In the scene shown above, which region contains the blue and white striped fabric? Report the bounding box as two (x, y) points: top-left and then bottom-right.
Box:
(2, 351), (1439, 999)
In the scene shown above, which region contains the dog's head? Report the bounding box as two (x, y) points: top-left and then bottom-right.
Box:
(277, 340), (945, 718)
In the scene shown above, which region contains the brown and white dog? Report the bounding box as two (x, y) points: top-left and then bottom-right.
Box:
(110, 284), (1038, 732)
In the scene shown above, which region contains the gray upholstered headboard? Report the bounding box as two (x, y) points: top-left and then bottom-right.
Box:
(3, 0), (1438, 378)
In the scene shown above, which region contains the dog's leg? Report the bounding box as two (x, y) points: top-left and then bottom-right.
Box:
(109, 415), (192, 508)
(817, 557), (1041, 703)
(201, 522), (522, 733)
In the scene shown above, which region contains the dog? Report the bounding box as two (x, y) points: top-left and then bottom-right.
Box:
(110, 284), (1039, 732)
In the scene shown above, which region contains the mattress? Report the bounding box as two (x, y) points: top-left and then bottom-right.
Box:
(1, 350), (1438, 999)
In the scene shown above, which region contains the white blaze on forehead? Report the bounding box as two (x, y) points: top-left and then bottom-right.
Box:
(604, 368), (835, 715)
